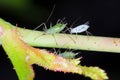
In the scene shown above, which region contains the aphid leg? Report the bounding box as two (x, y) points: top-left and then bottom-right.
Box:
(69, 27), (78, 42)
(33, 23), (48, 40)
(85, 30), (92, 39)
(51, 47), (62, 56)
(68, 31), (77, 43)
(68, 35), (76, 43)
(86, 30), (92, 36)
(34, 23), (47, 31)
(53, 43), (68, 56)
(43, 23), (48, 31)
(61, 25), (69, 33)
(49, 22), (53, 28)
(66, 48), (71, 60)
(61, 27), (76, 44)
(52, 34), (58, 45)
(52, 48), (57, 54)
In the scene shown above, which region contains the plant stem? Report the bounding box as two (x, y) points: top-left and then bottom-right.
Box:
(0, 18), (120, 53)
(19, 28), (120, 53)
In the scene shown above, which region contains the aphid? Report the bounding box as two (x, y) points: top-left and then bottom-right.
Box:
(46, 17), (67, 34)
(57, 50), (81, 65)
(46, 23), (67, 34)
(33, 4), (67, 44)
(58, 51), (79, 59)
(34, 4), (67, 34)
(34, 21), (67, 45)
(34, 18), (67, 34)
(70, 21), (89, 33)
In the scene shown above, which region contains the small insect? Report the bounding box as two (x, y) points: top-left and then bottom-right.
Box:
(70, 21), (89, 33)
(34, 21), (67, 32)
(34, 20), (67, 45)
(46, 22), (67, 34)
(46, 22), (67, 45)
(46, 17), (67, 34)
(34, 4), (67, 34)
(33, 5), (67, 44)
(58, 51), (79, 59)
(58, 51), (81, 65)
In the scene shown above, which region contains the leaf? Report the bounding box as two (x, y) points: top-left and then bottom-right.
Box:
(80, 66), (108, 80)
(1, 29), (34, 80)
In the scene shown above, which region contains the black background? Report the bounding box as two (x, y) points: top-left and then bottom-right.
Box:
(0, 0), (120, 80)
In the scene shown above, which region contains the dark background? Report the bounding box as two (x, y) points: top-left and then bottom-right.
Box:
(0, 0), (120, 80)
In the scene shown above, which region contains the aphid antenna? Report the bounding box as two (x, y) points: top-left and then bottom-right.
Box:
(84, 21), (89, 25)
(34, 4), (56, 31)
(56, 17), (67, 24)
(45, 4), (56, 24)
(70, 17), (82, 29)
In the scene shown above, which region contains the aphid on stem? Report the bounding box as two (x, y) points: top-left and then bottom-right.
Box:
(58, 51), (79, 59)
(52, 48), (80, 59)
(33, 4), (68, 44)
(70, 21), (89, 33)
(34, 4), (67, 34)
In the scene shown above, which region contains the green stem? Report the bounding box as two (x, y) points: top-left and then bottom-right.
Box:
(19, 29), (120, 53)
(0, 18), (120, 53)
